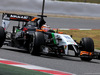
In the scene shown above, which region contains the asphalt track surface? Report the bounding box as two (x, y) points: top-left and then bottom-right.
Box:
(0, 14), (100, 75)
(44, 17), (100, 29)
(1, 0), (100, 17)
(0, 46), (100, 75)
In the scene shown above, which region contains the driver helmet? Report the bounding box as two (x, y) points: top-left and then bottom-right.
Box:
(41, 24), (50, 32)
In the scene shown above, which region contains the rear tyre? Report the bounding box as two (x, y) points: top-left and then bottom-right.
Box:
(80, 37), (94, 61)
(0, 26), (5, 48)
(29, 32), (45, 56)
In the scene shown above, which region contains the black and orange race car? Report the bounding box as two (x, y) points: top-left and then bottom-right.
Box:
(0, 13), (100, 61)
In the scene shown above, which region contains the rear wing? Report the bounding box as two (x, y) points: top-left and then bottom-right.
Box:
(2, 13), (34, 22)
(2, 13), (39, 30)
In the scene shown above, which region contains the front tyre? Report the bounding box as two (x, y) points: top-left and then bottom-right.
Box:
(80, 37), (94, 61)
(29, 32), (45, 56)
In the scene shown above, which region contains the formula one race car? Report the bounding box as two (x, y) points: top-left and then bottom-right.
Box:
(0, 13), (100, 62)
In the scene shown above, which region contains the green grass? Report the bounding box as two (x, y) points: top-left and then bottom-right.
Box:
(0, 63), (51, 75)
(59, 30), (100, 50)
(57, 0), (100, 3)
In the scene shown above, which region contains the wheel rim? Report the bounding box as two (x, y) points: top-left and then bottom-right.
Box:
(29, 42), (34, 54)
(41, 45), (49, 53)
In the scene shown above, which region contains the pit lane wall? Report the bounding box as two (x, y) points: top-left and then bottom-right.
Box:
(0, 0), (100, 17)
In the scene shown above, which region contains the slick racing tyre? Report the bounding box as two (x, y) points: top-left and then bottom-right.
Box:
(0, 26), (5, 48)
(80, 37), (94, 61)
(29, 32), (45, 56)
